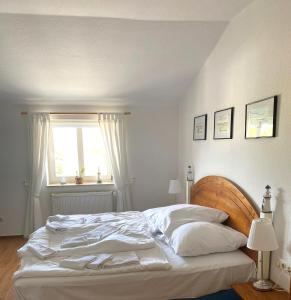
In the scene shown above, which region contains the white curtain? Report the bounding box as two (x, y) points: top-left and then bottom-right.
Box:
(24, 113), (50, 237)
(99, 113), (132, 211)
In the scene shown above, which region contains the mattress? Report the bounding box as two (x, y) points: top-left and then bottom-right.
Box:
(14, 238), (256, 300)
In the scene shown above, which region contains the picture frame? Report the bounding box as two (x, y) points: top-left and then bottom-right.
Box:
(193, 114), (207, 141)
(214, 107), (234, 139)
(245, 96), (278, 139)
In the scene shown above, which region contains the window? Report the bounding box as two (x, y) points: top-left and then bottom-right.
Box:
(48, 119), (112, 184)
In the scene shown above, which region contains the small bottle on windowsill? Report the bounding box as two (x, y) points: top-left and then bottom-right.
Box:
(97, 168), (102, 184)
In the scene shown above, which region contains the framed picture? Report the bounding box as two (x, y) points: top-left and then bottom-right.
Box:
(193, 114), (207, 140)
(214, 107), (234, 139)
(245, 96), (278, 139)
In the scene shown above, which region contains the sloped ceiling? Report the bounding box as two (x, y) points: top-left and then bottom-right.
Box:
(0, 0), (254, 105)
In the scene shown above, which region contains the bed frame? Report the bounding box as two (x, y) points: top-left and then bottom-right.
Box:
(191, 176), (259, 263)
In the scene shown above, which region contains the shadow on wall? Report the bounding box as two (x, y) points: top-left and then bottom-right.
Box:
(273, 188), (287, 258)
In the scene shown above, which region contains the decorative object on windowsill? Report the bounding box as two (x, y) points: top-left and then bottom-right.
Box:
(60, 177), (66, 185)
(247, 218), (279, 291)
(193, 114), (207, 141)
(168, 179), (181, 202)
(186, 165), (194, 204)
(75, 176), (83, 184)
(259, 185), (274, 282)
(75, 167), (85, 184)
(245, 95), (278, 139)
(97, 167), (102, 184)
(214, 107), (234, 139)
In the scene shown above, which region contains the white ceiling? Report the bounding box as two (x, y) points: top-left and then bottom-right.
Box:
(0, 0), (254, 105)
(0, 0), (254, 21)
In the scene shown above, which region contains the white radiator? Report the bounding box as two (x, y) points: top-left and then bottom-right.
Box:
(51, 191), (114, 215)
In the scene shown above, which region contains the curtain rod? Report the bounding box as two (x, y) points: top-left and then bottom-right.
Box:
(21, 112), (131, 116)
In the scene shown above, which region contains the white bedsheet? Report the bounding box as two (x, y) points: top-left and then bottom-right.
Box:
(14, 239), (256, 300)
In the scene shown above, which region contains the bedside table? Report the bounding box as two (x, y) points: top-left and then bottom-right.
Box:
(232, 282), (290, 300)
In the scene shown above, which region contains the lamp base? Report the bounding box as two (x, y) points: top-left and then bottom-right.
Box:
(252, 280), (273, 291)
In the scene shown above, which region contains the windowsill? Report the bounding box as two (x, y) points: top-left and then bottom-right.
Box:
(47, 182), (114, 188)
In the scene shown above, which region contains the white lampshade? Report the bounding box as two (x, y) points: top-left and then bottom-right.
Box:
(168, 180), (181, 194)
(247, 218), (279, 251)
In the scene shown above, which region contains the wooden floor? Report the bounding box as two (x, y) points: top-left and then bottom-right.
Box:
(0, 236), (26, 300)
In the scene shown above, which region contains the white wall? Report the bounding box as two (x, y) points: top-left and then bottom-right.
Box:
(127, 106), (179, 211)
(178, 0), (291, 290)
(0, 102), (27, 235)
(0, 103), (178, 235)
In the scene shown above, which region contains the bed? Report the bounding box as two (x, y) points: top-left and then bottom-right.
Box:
(14, 176), (259, 300)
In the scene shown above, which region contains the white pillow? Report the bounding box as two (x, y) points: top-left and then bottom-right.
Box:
(169, 221), (247, 256)
(143, 204), (228, 235)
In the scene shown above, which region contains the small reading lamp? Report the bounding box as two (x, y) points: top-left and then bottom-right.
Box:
(247, 218), (279, 291)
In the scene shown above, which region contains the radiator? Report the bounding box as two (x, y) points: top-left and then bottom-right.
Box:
(51, 191), (114, 215)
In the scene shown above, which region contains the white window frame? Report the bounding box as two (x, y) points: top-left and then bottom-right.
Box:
(48, 123), (112, 185)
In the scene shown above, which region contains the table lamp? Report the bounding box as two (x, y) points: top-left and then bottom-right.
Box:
(168, 180), (181, 202)
(247, 218), (279, 291)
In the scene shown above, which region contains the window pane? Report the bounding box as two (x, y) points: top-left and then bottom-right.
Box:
(52, 127), (79, 177)
(82, 127), (110, 177)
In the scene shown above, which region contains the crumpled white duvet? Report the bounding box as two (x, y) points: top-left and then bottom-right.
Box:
(15, 211), (170, 279)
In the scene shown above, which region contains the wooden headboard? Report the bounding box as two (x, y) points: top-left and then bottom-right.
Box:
(191, 176), (259, 262)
